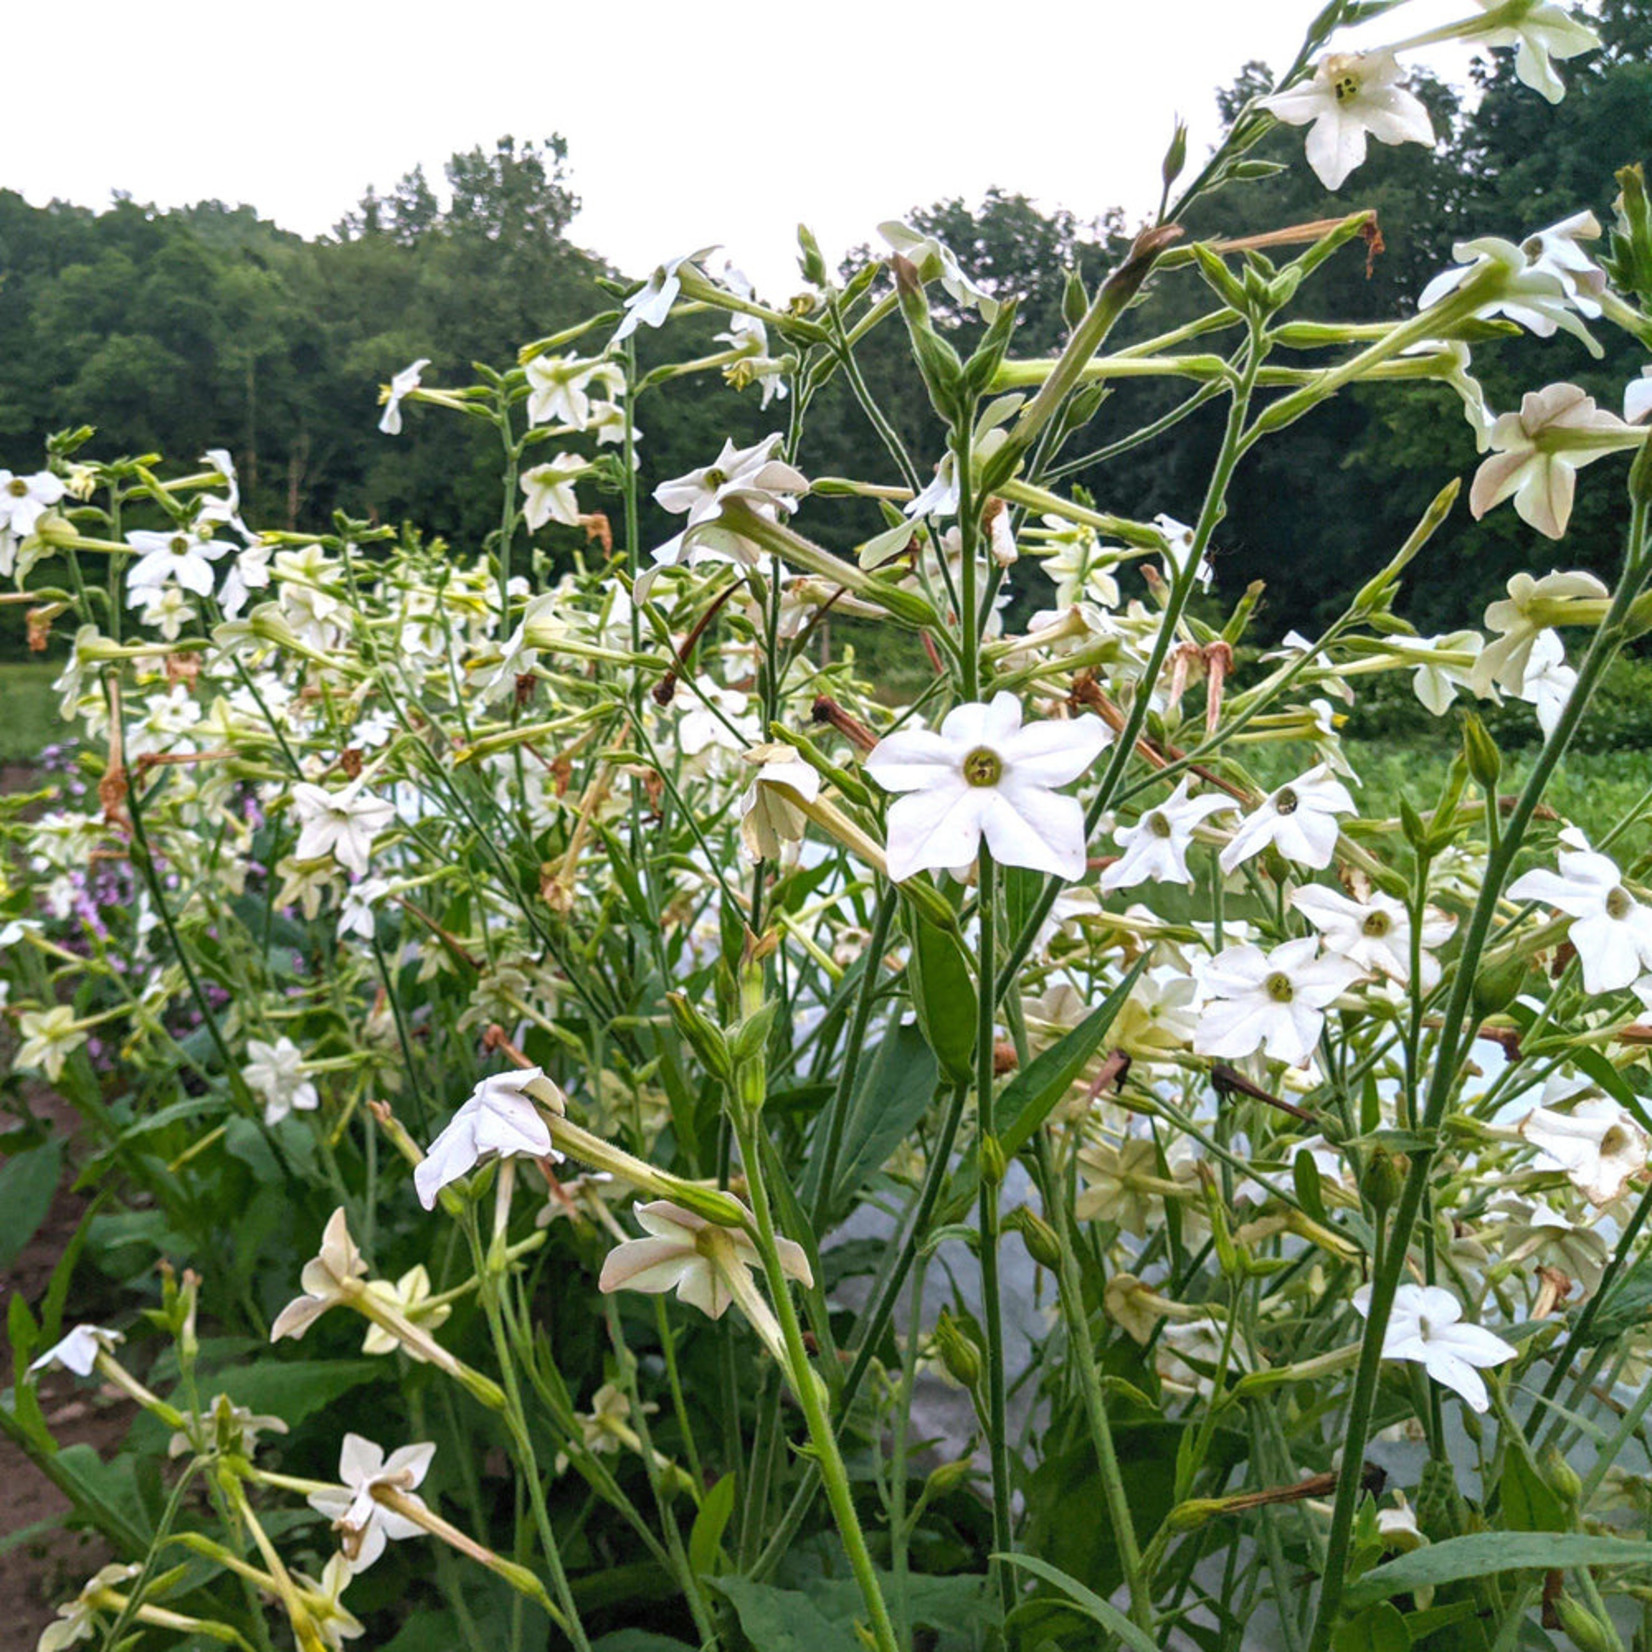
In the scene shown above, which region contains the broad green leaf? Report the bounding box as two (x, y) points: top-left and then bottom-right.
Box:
(1294, 1146), (1328, 1227)
(710, 1575), (861, 1652)
(1332, 1602), (1409, 1652)
(994, 1553), (1158, 1652)
(1500, 1447), (1565, 1533)
(193, 1359), (386, 1430)
(0, 1139), (62, 1269)
(828, 1020), (939, 1215)
(1344, 1533), (1652, 1611)
(904, 907), (977, 1082)
(688, 1472), (735, 1578)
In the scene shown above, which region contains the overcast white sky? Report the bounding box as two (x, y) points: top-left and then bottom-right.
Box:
(9, 0), (1482, 295)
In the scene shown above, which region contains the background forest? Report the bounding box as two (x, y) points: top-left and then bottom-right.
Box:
(1, 0), (1648, 663)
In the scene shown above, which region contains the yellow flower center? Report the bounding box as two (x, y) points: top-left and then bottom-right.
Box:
(170, 535), (191, 556)
(1362, 910), (1393, 938)
(1265, 971), (1295, 1004)
(962, 747), (1003, 788)
(7, 478), (27, 497)
(1148, 810), (1173, 839)
(1607, 886), (1634, 920)
(1274, 786), (1300, 817)
(1332, 71), (1360, 102)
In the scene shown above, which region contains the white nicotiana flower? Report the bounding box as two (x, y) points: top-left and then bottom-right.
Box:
(1508, 843), (1652, 996)
(1290, 883), (1455, 989)
(337, 878), (390, 942)
(37, 1563), (143, 1652)
(878, 221), (1000, 320)
(906, 452), (959, 520)
(1037, 519), (1121, 609)
(1470, 383), (1640, 540)
(361, 1265), (451, 1358)
(1517, 628), (1575, 736)
(1102, 780), (1235, 891)
(1260, 51), (1435, 190)
(1354, 1282), (1515, 1413)
(0, 467), (67, 544)
(28, 1324), (125, 1379)
(124, 526), (234, 599)
(290, 780), (397, 879)
(1471, 569), (1607, 698)
(598, 1199), (812, 1319)
(16, 1005), (89, 1083)
(1465, 0), (1601, 103)
(613, 247), (718, 342)
(865, 692), (1111, 882)
(414, 1068), (563, 1210)
(1406, 630), (1483, 715)
(1520, 1096), (1649, 1206)
(307, 1434), (435, 1572)
(136, 585), (197, 641)
(1418, 234), (1600, 355)
(520, 454), (588, 530)
(654, 433), (806, 532)
(1521, 211), (1608, 315)
(244, 1035), (320, 1126)
(738, 744), (823, 863)
(1219, 765), (1355, 875)
(378, 358), (430, 435)
(524, 352), (623, 429)
(270, 1208), (369, 1341)
(1193, 937), (1362, 1067)
(1627, 367), (1652, 427)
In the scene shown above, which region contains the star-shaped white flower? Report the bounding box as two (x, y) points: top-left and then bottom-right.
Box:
(1354, 1282), (1515, 1413)
(1471, 568), (1607, 698)
(271, 1208), (369, 1342)
(1193, 937), (1362, 1067)
(337, 878), (390, 942)
(1219, 765), (1355, 876)
(878, 221), (1000, 320)
(290, 780), (396, 879)
(1466, 0), (1601, 103)
(0, 468), (67, 541)
(598, 1199), (812, 1319)
(1470, 383), (1639, 540)
(1290, 883), (1455, 989)
(1260, 51), (1435, 190)
(414, 1068), (563, 1210)
(1627, 367), (1652, 427)
(244, 1035), (320, 1126)
(16, 1005), (89, 1083)
(1520, 211), (1608, 316)
(1517, 628), (1576, 736)
(613, 247), (718, 342)
(37, 1563), (143, 1652)
(361, 1265), (451, 1359)
(1418, 234), (1600, 355)
(524, 352), (624, 429)
(28, 1324), (125, 1379)
(1520, 1096), (1649, 1206)
(1509, 843), (1652, 995)
(1102, 779), (1235, 891)
(124, 526), (234, 599)
(378, 358), (429, 435)
(654, 433), (806, 530)
(307, 1434), (435, 1572)
(866, 692), (1111, 881)
(738, 744), (822, 864)
(520, 454), (588, 530)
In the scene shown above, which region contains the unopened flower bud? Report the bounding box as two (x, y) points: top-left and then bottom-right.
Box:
(1362, 1147), (1407, 1216)
(796, 224), (829, 287)
(933, 1311), (982, 1389)
(1461, 711), (1501, 790)
(1471, 952), (1529, 1022)
(978, 1133), (1008, 1188)
(1553, 1593), (1618, 1652)
(1540, 1442), (1583, 1510)
(922, 1459), (975, 1500)
(1005, 1206), (1061, 1270)
(1162, 119), (1189, 191)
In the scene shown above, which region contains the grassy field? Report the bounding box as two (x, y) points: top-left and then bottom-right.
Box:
(0, 661), (61, 768)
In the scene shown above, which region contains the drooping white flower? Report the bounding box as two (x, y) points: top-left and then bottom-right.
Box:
(377, 358), (429, 435)
(654, 433), (806, 531)
(337, 878), (390, 942)
(290, 780), (397, 879)
(1418, 234), (1600, 355)
(271, 1208), (369, 1342)
(361, 1265), (451, 1358)
(520, 454), (588, 530)
(598, 1199), (812, 1319)
(865, 692), (1111, 881)
(1101, 779), (1235, 891)
(1219, 765), (1355, 876)
(738, 744), (822, 864)
(1355, 1283), (1514, 1413)
(1520, 1096), (1649, 1206)
(1290, 883), (1454, 989)
(1470, 383), (1640, 540)
(1260, 51), (1435, 190)
(878, 221), (1000, 320)
(36, 1563), (143, 1652)
(1404, 630), (1483, 715)
(1193, 937), (1362, 1067)
(524, 352), (624, 429)
(1517, 628), (1575, 736)
(1155, 513), (1215, 591)
(1471, 569), (1607, 697)
(0, 468), (67, 542)
(613, 247), (718, 342)
(307, 1434), (435, 1572)
(124, 526), (234, 599)
(1521, 212), (1608, 316)
(244, 1035), (320, 1126)
(28, 1324), (125, 1379)
(414, 1068), (563, 1211)
(1627, 367), (1652, 427)
(1509, 843), (1652, 995)
(15, 1005), (89, 1083)
(905, 452), (959, 520)
(1466, 0), (1601, 103)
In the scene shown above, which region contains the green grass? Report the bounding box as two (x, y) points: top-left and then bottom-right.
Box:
(0, 661), (63, 768)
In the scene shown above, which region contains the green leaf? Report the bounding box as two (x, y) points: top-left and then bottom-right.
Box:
(905, 909), (977, 1082)
(0, 1139), (62, 1269)
(591, 1635), (699, 1652)
(710, 1575), (861, 1652)
(1332, 1602), (1410, 1652)
(1293, 1146), (1328, 1227)
(192, 1360), (386, 1430)
(688, 1473), (735, 1579)
(1500, 1446), (1565, 1533)
(994, 1553), (1158, 1652)
(1344, 1533), (1652, 1611)
(828, 1021), (939, 1215)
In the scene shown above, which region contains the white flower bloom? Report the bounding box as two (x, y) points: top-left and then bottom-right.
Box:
(244, 1035), (320, 1126)
(338, 878), (390, 942)
(271, 1208), (369, 1341)
(613, 247), (718, 341)
(16, 1005), (89, 1083)
(414, 1068), (563, 1210)
(524, 352), (624, 429)
(866, 692), (1111, 881)
(1290, 883), (1454, 989)
(1466, 0), (1600, 103)
(290, 780), (396, 879)
(1520, 211), (1608, 316)
(361, 1266), (451, 1358)
(1354, 1282), (1515, 1413)
(520, 454), (587, 530)
(1418, 234), (1600, 355)
(307, 1434), (435, 1572)
(654, 433), (806, 531)
(1517, 628), (1575, 736)
(1406, 630), (1483, 715)
(1627, 367), (1652, 426)
(1219, 765), (1355, 875)
(1509, 844), (1652, 995)
(878, 221), (1000, 320)
(1036, 519), (1121, 609)
(1471, 569), (1607, 697)
(598, 1199), (812, 1319)
(28, 1324), (125, 1379)
(1470, 383), (1639, 540)
(738, 744), (822, 863)
(1102, 780), (1235, 891)
(1520, 1097), (1649, 1206)
(136, 585), (197, 641)
(1155, 513), (1215, 591)
(1193, 937), (1362, 1066)
(124, 526), (233, 599)
(0, 468), (66, 542)
(1260, 51), (1435, 190)
(37, 1563), (142, 1652)
(378, 358), (429, 435)
(906, 452), (959, 519)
